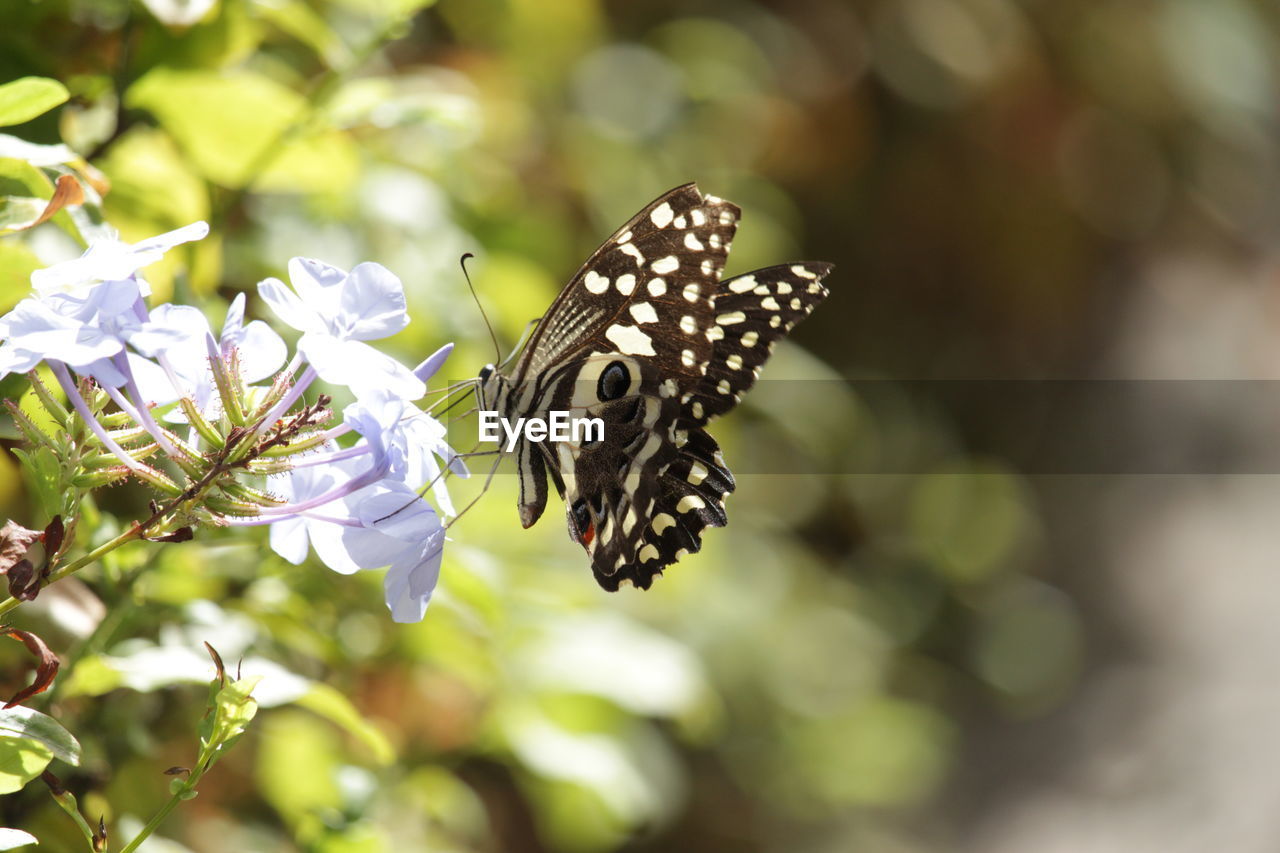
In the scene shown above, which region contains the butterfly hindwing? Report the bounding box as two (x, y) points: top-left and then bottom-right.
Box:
(554, 365), (735, 591)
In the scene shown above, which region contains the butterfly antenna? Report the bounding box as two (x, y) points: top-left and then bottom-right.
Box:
(461, 253), (502, 364)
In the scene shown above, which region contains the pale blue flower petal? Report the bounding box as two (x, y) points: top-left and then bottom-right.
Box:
(258, 276), (325, 334)
(299, 335), (425, 400)
(340, 262), (409, 340)
(413, 342), (453, 383)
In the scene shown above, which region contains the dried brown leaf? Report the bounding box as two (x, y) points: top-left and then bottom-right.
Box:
(0, 521), (41, 575)
(0, 626), (60, 708)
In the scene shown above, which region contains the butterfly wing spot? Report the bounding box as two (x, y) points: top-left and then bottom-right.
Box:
(620, 243), (645, 264)
(680, 349), (696, 367)
(761, 296), (781, 311)
(729, 275), (757, 293)
(639, 543), (660, 563)
(652, 255), (680, 274)
(660, 378), (678, 398)
(691, 400), (705, 419)
(700, 259), (715, 276)
(616, 273), (637, 296)
(622, 508), (638, 534)
(770, 315), (782, 328)
(651, 202), (675, 228)
(652, 512), (676, 534)
(776, 281), (793, 295)
(716, 379), (731, 395)
(709, 233), (722, 249)
(716, 311), (747, 325)
(674, 215), (688, 228)
(629, 301), (658, 324)
(726, 354), (743, 370)
(679, 314), (697, 334)
(690, 208), (706, 226)
(791, 265), (818, 279)
(706, 325), (725, 342)
(677, 494), (706, 513)
(617, 229), (633, 244)
(647, 277), (667, 296)
(790, 297), (802, 310)
(682, 283), (700, 302)
(584, 271), (609, 294)
(684, 232), (705, 250)
(740, 331), (758, 348)
(808, 282), (823, 294)
(688, 461), (709, 484)
(604, 324), (657, 356)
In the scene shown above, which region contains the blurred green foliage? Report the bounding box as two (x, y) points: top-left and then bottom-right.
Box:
(3, 0), (1273, 849)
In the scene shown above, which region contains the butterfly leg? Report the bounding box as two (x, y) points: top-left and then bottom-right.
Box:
(444, 451), (505, 531)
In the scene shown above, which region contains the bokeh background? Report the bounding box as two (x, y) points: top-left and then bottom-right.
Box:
(2, 0), (1280, 851)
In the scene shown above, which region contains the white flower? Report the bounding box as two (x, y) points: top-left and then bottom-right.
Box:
(31, 221), (208, 298)
(257, 258), (424, 400)
(129, 294), (287, 418)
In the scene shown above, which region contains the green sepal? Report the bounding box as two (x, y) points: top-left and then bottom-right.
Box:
(179, 397), (225, 449)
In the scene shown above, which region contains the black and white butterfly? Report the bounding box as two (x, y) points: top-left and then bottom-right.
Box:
(475, 183), (831, 590)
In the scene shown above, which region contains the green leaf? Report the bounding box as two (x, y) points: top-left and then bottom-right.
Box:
(125, 68), (359, 194)
(0, 77), (69, 127)
(254, 0), (351, 66)
(0, 706), (82, 766)
(99, 129), (208, 227)
(0, 735), (53, 795)
(200, 675), (261, 760)
(0, 157), (52, 199)
(294, 683), (394, 765)
(330, 0), (436, 19)
(55, 655), (123, 699)
(0, 241), (39, 312)
(126, 68), (302, 187)
(0, 828), (38, 849)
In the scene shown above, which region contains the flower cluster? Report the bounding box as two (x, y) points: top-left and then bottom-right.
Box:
(0, 224), (464, 621)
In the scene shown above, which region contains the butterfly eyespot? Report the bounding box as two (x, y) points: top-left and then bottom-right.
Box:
(597, 360), (630, 402)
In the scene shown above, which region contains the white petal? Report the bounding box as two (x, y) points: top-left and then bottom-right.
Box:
(341, 262), (409, 340)
(236, 320), (288, 384)
(258, 277), (323, 334)
(269, 517), (310, 565)
(300, 336), (425, 401)
(287, 257), (346, 321)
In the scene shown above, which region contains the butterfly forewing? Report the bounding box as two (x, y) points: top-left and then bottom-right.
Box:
(512, 183), (740, 385)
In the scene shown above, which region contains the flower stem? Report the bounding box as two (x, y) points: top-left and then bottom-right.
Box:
(117, 778), (196, 853)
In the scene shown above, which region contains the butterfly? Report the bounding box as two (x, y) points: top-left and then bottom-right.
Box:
(476, 183), (832, 590)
